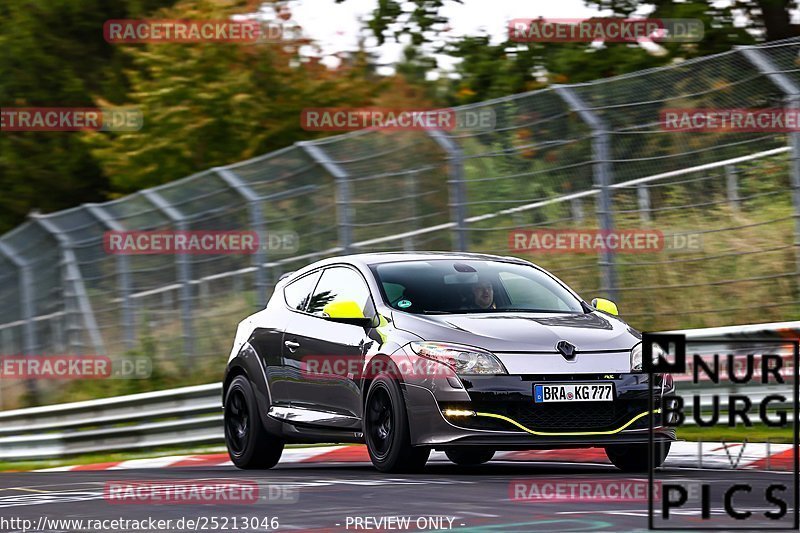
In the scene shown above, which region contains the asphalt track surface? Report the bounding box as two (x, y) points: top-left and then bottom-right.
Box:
(0, 459), (797, 533)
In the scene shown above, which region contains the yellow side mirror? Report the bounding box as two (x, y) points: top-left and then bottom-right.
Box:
(591, 298), (619, 316)
(323, 300), (365, 319)
(321, 300), (373, 327)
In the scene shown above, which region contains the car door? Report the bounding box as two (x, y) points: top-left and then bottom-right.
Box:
(280, 265), (375, 426)
(266, 269), (321, 406)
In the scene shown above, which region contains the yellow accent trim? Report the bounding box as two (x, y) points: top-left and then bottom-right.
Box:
(322, 300), (365, 319)
(471, 409), (661, 436)
(443, 409), (476, 417)
(593, 298), (619, 316)
(375, 314), (389, 343)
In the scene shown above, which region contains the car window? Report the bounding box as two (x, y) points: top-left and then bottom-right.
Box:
(308, 266), (374, 317)
(499, 271), (571, 311)
(371, 260), (582, 314)
(283, 271), (321, 312)
(382, 282), (406, 304)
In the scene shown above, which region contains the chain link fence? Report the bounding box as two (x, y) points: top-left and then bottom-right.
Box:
(1, 39), (799, 406)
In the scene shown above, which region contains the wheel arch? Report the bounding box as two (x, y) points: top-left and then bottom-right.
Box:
(223, 342), (279, 433)
(361, 353), (406, 411)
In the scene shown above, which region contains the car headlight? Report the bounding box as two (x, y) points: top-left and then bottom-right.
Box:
(630, 342), (666, 372)
(409, 342), (507, 375)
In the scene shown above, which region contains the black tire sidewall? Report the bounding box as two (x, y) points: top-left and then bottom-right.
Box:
(364, 374), (424, 471)
(225, 376), (257, 466)
(366, 379), (396, 463)
(225, 375), (282, 469)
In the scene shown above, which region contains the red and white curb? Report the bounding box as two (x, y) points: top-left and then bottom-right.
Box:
(33, 442), (795, 472)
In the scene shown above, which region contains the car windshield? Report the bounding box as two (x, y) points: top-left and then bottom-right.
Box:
(370, 259), (584, 314)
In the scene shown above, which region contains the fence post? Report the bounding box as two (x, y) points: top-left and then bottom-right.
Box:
(0, 241), (39, 403)
(725, 165), (740, 213)
(1, 328), (11, 356)
(428, 130), (468, 251)
(31, 214), (106, 356)
(403, 170), (419, 251)
(739, 46), (800, 282)
(85, 203), (135, 350)
(637, 185), (651, 223)
(555, 85), (618, 300)
(141, 190), (193, 362)
(571, 198), (584, 223)
(298, 142), (353, 253)
(214, 167), (269, 308)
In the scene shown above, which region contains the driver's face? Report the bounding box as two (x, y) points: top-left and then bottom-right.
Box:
(472, 282), (494, 309)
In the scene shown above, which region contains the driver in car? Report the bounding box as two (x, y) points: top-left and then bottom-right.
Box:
(468, 277), (496, 310)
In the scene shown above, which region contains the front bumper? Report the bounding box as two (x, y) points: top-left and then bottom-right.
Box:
(404, 373), (676, 448)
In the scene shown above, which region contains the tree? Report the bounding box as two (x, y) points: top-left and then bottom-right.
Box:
(587, 0), (798, 41)
(87, 0), (381, 193)
(339, 0), (789, 104)
(0, 0), (179, 234)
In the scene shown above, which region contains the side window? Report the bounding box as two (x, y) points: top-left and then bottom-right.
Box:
(308, 266), (374, 317)
(283, 271), (321, 312)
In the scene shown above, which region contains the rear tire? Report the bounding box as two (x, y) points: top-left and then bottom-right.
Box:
(225, 375), (284, 469)
(605, 442), (671, 472)
(364, 375), (430, 473)
(445, 448), (495, 466)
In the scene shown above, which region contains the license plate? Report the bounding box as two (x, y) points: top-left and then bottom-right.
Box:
(534, 383), (614, 403)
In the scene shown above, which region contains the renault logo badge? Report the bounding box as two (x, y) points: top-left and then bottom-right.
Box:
(556, 340), (577, 361)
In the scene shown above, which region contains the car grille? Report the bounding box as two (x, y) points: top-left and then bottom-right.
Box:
(443, 399), (655, 433)
(502, 401), (649, 431)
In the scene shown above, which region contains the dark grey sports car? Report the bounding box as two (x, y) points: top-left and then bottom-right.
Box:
(223, 252), (674, 472)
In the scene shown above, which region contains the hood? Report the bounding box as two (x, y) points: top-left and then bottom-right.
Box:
(391, 311), (641, 374)
(392, 311), (639, 353)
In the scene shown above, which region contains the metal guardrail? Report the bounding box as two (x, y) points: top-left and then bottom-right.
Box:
(0, 322), (795, 461)
(0, 383), (222, 460)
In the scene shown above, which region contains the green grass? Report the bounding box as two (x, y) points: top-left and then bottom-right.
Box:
(677, 423), (795, 444)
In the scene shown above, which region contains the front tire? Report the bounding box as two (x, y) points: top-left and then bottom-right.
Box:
(445, 448), (495, 466)
(224, 375), (284, 469)
(605, 442), (671, 472)
(364, 375), (430, 473)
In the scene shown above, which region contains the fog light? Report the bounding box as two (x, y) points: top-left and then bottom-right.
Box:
(443, 409), (475, 417)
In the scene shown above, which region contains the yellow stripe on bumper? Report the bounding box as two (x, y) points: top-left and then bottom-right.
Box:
(471, 409), (662, 436)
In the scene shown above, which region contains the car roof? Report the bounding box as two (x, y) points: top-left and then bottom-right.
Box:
(313, 251), (534, 268)
(280, 251), (578, 301)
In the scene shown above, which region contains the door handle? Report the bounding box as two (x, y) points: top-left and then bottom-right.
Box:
(284, 340), (300, 352)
